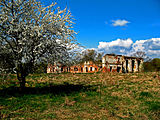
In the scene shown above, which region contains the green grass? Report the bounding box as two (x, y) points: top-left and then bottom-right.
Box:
(0, 72), (160, 119)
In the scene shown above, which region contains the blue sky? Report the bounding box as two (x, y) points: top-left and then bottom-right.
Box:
(41, 0), (160, 58)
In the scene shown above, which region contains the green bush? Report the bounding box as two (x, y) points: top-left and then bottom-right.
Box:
(143, 58), (160, 72)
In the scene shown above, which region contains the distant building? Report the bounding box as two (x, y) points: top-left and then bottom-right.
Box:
(47, 61), (99, 73)
(47, 62), (64, 73)
(70, 61), (99, 73)
(102, 54), (143, 73)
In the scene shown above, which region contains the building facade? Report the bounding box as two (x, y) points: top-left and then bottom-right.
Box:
(102, 54), (143, 73)
(47, 61), (99, 73)
(69, 61), (99, 73)
(47, 63), (65, 73)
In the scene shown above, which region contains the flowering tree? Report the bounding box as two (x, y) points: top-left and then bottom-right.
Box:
(0, 0), (77, 89)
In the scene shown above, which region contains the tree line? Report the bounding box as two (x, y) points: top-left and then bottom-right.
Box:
(131, 51), (160, 72)
(143, 58), (160, 72)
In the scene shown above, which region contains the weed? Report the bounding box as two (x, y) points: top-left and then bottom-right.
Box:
(140, 91), (153, 97)
(146, 101), (160, 111)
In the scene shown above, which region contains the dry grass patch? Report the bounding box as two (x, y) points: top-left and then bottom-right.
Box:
(0, 72), (160, 119)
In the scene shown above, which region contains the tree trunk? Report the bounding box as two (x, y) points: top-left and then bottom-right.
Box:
(17, 63), (27, 91)
(20, 76), (26, 90)
(17, 71), (26, 91)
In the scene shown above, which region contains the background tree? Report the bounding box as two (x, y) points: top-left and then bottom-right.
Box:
(95, 53), (103, 64)
(0, 0), (77, 89)
(34, 62), (48, 73)
(143, 62), (155, 72)
(143, 58), (160, 72)
(151, 58), (160, 71)
(80, 49), (103, 64)
(81, 49), (97, 62)
(131, 51), (151, 62)
(0, 49), (15, 73)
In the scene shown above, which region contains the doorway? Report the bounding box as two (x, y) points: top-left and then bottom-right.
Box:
(132, 60), (135, 72)
(138, 60), (141, 72)
(81, 67), (83, 72)
(117, 67), (121, 73)
(110, 66), (112, 72)
(126, 60), (128, 73)
(86, 67), (88, 72)
(90, 67), (92, 71)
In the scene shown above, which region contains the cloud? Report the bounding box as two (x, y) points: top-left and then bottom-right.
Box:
(97, 38), (160, 58)
(98, 38), (133, 54)
(131, 38), (160, 58)
(111, 19), (130, 27)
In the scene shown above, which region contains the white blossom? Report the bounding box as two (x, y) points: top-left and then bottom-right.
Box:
(0, 0), (77, 77)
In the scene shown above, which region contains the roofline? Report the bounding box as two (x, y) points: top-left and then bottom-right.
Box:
(124, 56), (143, 59)
(103, 54), (143, 60)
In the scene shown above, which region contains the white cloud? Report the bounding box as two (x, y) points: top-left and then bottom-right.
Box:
(72, 38), (160, 59)
(132, 40), (146, 51)
(98, 38), (133, 48)
(132, 38), (160, 51)
(131, 38), (160, 58)
(112, 19), (130, 27)
(148, 50), (160, 55)
(120, 49), (125, 53)
(97, 38), (160, 58)
(98, 38), (133, 54)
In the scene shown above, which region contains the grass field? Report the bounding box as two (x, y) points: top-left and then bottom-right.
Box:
(0, 72), (160, 120)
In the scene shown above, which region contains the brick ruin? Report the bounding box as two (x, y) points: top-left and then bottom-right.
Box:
(47, 61), (99, 73)
(47, 62), (64, 73)
(102, 54), (143, 73)
(47, 54), (143, 73)
(70, 61), (99, 73)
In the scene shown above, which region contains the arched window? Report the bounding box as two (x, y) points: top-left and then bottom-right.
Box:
(86, 67), (88, 72)
(74, 67), (78, 71)
(61, 67), (63, 72)
(90, 67), (92, 71)
(81, 67), (83, 72)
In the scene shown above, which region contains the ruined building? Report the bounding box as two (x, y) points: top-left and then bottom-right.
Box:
(70, 61), (99, 73)
(102, 54), (143, 73)
(47, 61), (99, 73)
(47, 54), (143, 73)
(47, 62), (66, 73)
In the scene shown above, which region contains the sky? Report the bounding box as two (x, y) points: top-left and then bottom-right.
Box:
(41, 0), (160, 58)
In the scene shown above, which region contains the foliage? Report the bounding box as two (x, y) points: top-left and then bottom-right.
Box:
(80, 49), (103, 64)
(143, 58), (160, 72)
(33, 62), (48, 73)
(0, 0), (77, 88)
(152, 58), (160, 71)
(81, 49), (97, 62)
(0, 51), (15, 73)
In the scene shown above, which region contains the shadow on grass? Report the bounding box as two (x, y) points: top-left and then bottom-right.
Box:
(0, 83), (97, 98)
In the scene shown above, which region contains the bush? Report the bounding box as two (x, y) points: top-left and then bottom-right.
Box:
(143, 58), (160, 72)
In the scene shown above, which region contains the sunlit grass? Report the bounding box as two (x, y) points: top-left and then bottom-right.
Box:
(0, 72), (160, 119)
